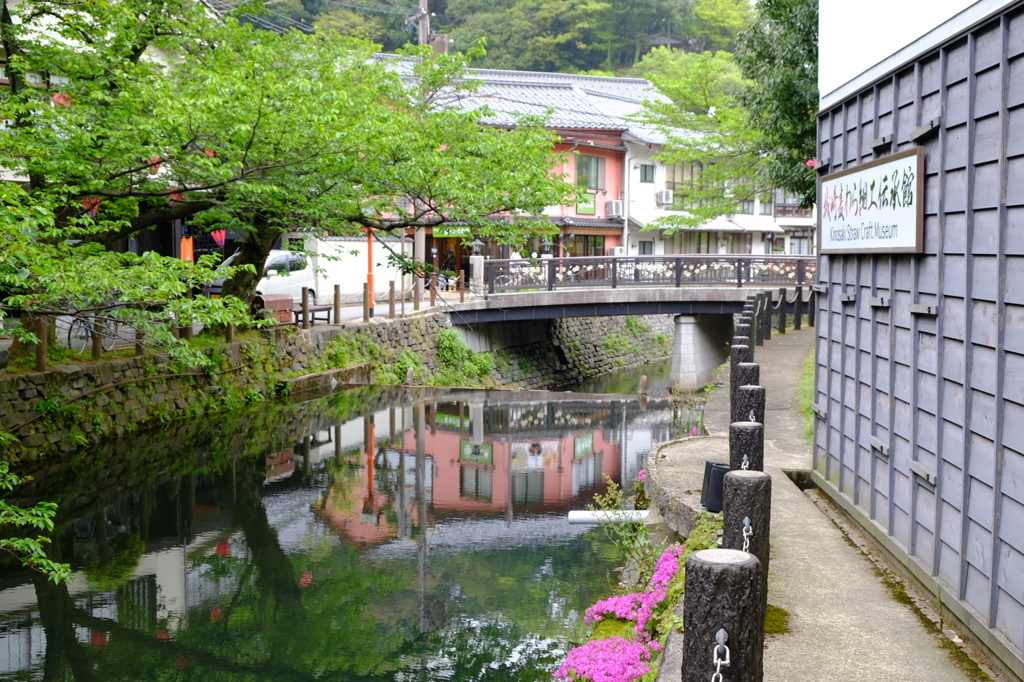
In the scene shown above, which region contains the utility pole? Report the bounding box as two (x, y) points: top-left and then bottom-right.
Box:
(418, 0), (429, 46)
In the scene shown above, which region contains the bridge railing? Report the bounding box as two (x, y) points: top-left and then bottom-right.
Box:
(484, 255), (816, 294)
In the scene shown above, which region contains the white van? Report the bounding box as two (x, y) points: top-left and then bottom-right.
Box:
(205, 249), (317, 304)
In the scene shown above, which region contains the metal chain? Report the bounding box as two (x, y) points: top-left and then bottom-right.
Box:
(741, 453), (750, 470)
(742, 516), (753, 553)
(748, 409), (756, 423)
(711, 628), (731, 682)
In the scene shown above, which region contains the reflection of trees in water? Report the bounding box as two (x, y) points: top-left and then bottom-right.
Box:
(18, 480), (618, 680)
(6, 389), (654, 679)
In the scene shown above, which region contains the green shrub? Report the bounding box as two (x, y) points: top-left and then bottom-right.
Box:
(465, 352), (494, 377)
(395, 349), (424, 381)
(625, 315), (648, 338)
(437, 328), (472, 368)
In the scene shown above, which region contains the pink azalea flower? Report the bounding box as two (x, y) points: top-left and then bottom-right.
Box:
(555, 636), (658, 682)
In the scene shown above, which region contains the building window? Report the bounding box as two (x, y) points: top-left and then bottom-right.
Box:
(664, 162), (706, 210)
(732, 178), (755, 214)
(576, 154), (606, 190)
(564, 234), (605, 257)
(639, 164), (655, 183)
(776, 192), (813, 218)
(759, 192), (774, 216)
(638, 240), (654, 255)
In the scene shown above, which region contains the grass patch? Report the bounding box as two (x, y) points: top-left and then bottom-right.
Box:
(797, 349), (815, 446)
(764, 603), (790, 635)
(873, 567), (991, 680)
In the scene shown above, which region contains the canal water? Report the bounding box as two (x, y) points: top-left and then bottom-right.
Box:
(0, 380), (700, 680)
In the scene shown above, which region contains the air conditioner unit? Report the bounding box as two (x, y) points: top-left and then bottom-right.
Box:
(656, 189), (674, 205)
(606, 199), (624, 218)
(609, 246), (626, 257)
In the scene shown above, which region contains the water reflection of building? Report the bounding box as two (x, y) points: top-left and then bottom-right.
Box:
(0, 394), (694, 676)
(309, 400), (644, 548)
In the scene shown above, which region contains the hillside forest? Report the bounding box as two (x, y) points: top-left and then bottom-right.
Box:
(249, 0), (750, 74)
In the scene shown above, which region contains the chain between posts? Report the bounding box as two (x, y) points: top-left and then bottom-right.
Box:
(748, 410), (756, 422)
(742, 517), (753, 553)
(741, 454), (750, 470)
(711, 628), (731, 682)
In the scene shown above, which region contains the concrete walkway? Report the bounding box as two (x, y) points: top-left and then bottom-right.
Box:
(652, 327), (1000, 681)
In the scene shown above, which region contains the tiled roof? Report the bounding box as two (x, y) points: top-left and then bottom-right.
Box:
(454, 68), (672, 139)
(372, 58), (680, 144)
(452, 81), (626, 130)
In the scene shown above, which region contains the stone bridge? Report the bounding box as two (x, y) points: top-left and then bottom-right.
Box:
(450, 255), (816, 389)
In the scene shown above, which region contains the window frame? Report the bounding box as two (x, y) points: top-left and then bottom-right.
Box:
(576, 153), (606, 191)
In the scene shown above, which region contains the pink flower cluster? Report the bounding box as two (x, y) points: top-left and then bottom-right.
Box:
(585, 592), (661, 633)
(559, 545), (685, 681)
(554, 636), (661, 682)
(635, 469), (647, 483)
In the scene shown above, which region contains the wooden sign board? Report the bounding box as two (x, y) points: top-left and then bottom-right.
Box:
(818, 148), (924, 254)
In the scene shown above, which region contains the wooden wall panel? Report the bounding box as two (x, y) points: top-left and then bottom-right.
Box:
(814, 9), (1024, 671)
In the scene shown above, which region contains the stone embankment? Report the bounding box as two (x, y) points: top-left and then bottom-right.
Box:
(1, 312), (674, 459)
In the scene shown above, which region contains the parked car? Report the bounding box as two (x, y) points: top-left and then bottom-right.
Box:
(204, 249), (316, 304)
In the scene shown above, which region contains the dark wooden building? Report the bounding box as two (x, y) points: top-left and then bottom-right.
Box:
(815, 1), (1024, 678)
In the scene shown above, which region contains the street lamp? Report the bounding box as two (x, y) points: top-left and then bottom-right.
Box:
(471, 239), (484, 256)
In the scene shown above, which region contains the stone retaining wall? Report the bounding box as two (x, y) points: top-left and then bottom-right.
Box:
(489, 315), (674, 389)
(1, 312), (673, 458)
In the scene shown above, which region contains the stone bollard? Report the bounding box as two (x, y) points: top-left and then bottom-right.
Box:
(777, 288), (788, 334)
(808, 291), (816, 327)
(735, 384), (766, 427)
(363, 283), (370, 322)
(638, 374), (649, 396)
(683, 549), (765, 682)
(136, 329), (146, 356)
(762, 292), (772, 342)
(729, 421), (764, 471)
(735, 325), (754, 362)
(731, 364), (760, 423)
(224, 325), (233, 345)
(335, 284), (342, 324)
(794, 286), (803, 330)
(723, 470), (772, 597)
(389, 281), (396, 319)
(730, 344), (751, 395)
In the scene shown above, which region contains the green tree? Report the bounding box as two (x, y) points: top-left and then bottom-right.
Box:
(734, 0), (818, 205)
(686, 0), (750, 51)
(640, 50), (766, 230)
(1, 0), (575, 346)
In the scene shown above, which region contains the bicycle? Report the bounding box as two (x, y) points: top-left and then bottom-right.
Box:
(67, 315), (120, 353)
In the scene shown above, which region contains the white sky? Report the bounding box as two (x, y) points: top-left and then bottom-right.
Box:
(819, 0), (998, 105)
